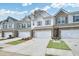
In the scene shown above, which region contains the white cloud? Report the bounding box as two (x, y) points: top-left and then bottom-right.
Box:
(0, 9), (28, 20)
(42, 5), (51, 11)
(50, 3), (65, 8)
(29, 6), (51, 14)
(0, 9), (28, 15)
(30, 7), (39, 14)
(50, 3), (79, 9)
(67, 3), (79, 7)
(22, 3), (32, 7)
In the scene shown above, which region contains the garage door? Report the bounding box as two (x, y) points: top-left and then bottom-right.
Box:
(19, 32), (30, 38)
(4, 32), (13, 38)
(35, 30), (52, 39)
(61, 29), (79, 39)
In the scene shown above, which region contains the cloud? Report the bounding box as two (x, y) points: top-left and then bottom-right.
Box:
(67, 3), (79, 7)
(22, 3), (32, 7)
(50, 3), (79, 8)
(50, 3), (65, 8)
(42, 5), (51, 11)
(0, 9), (28, 15)
(0, 9), (28, 20)
(29, 7), (39, 14)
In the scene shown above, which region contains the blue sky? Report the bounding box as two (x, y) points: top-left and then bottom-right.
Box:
(0, 3), (79, 21)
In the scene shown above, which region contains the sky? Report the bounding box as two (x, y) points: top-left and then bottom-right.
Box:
(0, 3), (79, 21)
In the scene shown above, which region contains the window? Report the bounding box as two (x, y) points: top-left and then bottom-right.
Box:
(33, 21), (34, 26)
(45, 20), (51, 25)
(37, 21), (42, 26)
(5, 24), (7, 29)
(27, 23), (31, 28)
(18, 24), (20, 29)
(73, 16), (79, 22)
(56, 16), (67, 24)
(9, 24), (12, 28)
(22, 24), (26, 28)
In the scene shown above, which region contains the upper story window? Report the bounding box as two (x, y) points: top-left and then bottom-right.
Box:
(9, 24), (12, 28)
(18, 24), (20, 28)
(56, 16), (67, 24)
(73, 16), (79, 22)
(5, 24), (7, 29)
(22, 24), (26, 28)
(45, 20), (51, 25)
(37, 21), (42, 26)
(33, 21), (34, 26)
(27, 23), (31, 28)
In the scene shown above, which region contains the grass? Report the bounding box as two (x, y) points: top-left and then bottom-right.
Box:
(0, 39), (6, 41)
(0, 47), (3, 49)
(47, 40), (71, 50)
(7, 40), (25, 45)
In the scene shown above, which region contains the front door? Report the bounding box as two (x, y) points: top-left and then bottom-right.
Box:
(53, 28), (60, 39)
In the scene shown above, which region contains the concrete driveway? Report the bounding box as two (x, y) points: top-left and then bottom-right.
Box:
(62, 39), (79, 56)
(2, 38), (50, 56)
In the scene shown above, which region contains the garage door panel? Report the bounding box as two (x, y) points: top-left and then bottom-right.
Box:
(35, 30), (52, 39)
(19, 32), (30, 38)
(61, 29), (79, 39)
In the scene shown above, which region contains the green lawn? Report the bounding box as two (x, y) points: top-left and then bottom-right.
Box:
(47, 40), (71, 50)
(0, 47), (3, 49)
(0, 39), (6, 41)
(7, 40), (25, 45)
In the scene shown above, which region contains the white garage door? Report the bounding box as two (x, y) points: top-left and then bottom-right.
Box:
(61, 29), (79, 39)
(35, 30), (52, 39)
(4, 32), (13, 38)
(19, 32), (30, 38)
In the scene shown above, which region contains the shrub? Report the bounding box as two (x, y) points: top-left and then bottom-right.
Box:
(22, 37), (32, 40)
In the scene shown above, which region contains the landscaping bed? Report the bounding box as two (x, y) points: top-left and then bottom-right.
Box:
(0, 39), (6, 41)
(7, 37), (32, 45)
(46, 40), (73, 56)
(0, 47), (3, 49)
(47, 40), (71, 50)
(7, 40), (26, 45)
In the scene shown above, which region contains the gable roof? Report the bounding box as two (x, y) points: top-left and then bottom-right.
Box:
(0, 16), (18, 24)
(20, 15), (31, 22)
(31, 9), (51, 19)
(54, 8), (70, 16)
(4, 16), (18, 22)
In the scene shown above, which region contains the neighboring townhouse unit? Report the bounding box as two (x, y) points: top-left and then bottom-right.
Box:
(0, 16), (31, 39)
(0, 9), (79, 39)
(54, 9), (79, 39)
(30, 9), (54, 39)
(17, 16), (31, 38)
(0, 16), (18, 38)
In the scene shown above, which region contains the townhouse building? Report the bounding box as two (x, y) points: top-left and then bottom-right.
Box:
(0, 9), (79, 39)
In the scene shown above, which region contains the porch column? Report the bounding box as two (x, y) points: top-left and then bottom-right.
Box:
(2, 31), (4, 37)
(13, 30), (18, 37)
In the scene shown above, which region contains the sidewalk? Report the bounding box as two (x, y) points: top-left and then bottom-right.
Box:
(62, 39), (79, 56)
(46, 48), (73, 56)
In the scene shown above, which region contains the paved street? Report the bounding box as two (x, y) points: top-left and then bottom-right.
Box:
(2, 38), (50, 56)
(62, 39), (79, 56)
